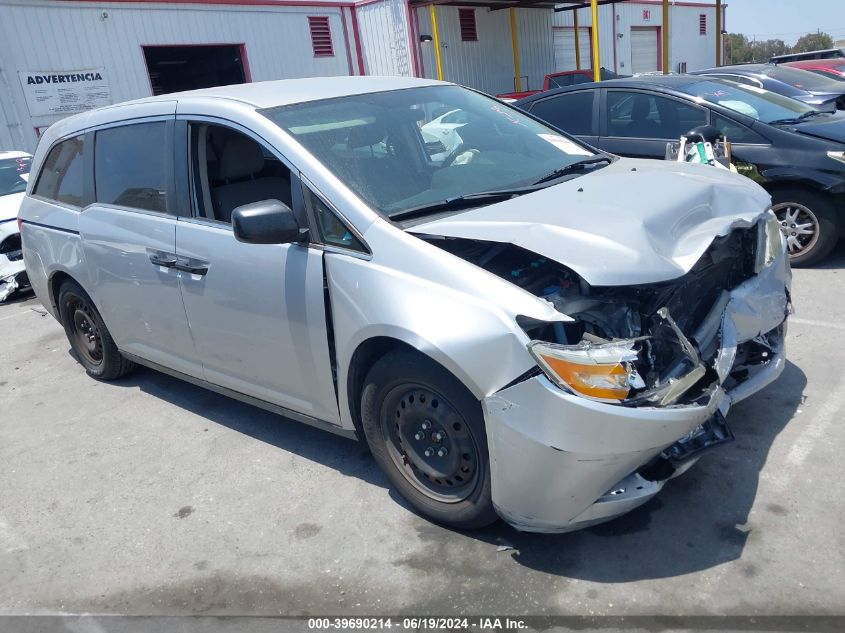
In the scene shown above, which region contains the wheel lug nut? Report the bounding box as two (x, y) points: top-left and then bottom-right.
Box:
(437, 447), (448, 457)
(424, 447), (435, 457)
(421, 420), (431, 430)
(414, 431), (424, 441)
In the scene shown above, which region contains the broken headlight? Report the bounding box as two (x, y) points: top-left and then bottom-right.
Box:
(756, 210), (785, 272)
(528, 339), (646, 403)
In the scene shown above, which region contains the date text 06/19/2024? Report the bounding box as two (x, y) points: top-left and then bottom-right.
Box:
(307, 618), (528, 630)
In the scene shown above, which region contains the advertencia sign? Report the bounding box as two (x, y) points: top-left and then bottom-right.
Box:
(18, 69), (111, 117)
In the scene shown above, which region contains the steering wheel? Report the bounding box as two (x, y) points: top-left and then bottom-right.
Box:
(441, 144), (480, 167)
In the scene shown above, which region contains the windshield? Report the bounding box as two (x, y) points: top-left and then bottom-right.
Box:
(679, 79), (817, 123)
(0, 156), (31, 197)
(763, 65), (844, 91)
(264, 85), (597, 218)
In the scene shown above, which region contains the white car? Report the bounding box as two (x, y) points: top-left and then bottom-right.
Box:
(421, 108), (470, 159)
(19, 78), (790, 532)
(0, 151), (32, 301)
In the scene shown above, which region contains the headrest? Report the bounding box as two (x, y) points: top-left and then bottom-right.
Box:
(346, 121), (387, 149)
(632, 97), (651, 120)
(219, 136), (265, 181)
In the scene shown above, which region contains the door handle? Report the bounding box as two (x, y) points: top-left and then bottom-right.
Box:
(174, 262), (209, 276)
(149, 252), (177, 267)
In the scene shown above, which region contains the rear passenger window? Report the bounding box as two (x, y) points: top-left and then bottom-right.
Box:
(529, 92), (594, 136)
(606, 91), (707, 139)
(34, 136), (86, 207)
(95, 122), (168, 212)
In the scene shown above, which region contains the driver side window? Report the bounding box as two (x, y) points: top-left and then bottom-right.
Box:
(189, 123), (293, 224)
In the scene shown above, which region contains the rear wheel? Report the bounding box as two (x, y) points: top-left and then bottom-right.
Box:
(770, 188), (839, 267)
(360, 350), (497, 529)
(58, 280), (135, 380)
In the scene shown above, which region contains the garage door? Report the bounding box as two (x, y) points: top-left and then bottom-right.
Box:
(553, 27), (592, 71)
(631, 27), (659, 74)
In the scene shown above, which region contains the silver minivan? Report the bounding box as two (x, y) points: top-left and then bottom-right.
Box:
(19, 77), (791, 533)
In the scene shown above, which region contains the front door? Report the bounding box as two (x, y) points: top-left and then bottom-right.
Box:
(80, 114), (201, 376)
(598, 89), (709, 158)
(173, 119), (340, 424)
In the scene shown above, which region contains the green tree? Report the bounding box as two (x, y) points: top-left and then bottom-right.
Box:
(792, 32), (834, 53)
(751, 38), (789, 62)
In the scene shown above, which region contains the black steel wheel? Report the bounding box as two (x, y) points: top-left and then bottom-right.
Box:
(58, 280), (135, 380)
(360, 349), (497, 529)
(382, 384), (481, 503)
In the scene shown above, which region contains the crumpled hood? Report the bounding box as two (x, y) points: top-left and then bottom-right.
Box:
(410, 158), (771, 286)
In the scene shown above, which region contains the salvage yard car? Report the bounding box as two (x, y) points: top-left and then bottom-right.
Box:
(19, 78), (790, 533)
(516, 75), (845, 266)
(0, 151), (32, 301)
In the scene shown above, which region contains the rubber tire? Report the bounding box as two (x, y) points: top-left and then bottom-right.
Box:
(360, 349), (498, 530)
(770, 187), (839, 267)
(58, 280), (135, 380)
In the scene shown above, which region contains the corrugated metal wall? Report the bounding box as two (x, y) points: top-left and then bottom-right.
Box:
(416, 6), (554, 95)
(356, 0), (414, 76)
(552, 2), (718, 76)
(0, 0), (352, 152)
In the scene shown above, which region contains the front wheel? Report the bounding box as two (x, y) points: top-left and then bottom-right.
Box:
(770, 188), (839, 267)
(360, 350), (497, 529)
(58, 280), (135, 380)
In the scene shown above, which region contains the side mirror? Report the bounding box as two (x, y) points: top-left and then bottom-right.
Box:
(231, 199), (307, 245)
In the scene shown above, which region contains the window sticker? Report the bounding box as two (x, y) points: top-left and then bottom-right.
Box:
(537, 134), (592, 156)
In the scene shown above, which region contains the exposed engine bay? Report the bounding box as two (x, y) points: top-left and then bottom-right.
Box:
(423, 225), (787, 408)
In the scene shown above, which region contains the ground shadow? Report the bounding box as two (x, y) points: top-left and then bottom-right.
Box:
(452, 360), (807, 582)
(105, 353), (804, 583)
(108, 365), (389, 490)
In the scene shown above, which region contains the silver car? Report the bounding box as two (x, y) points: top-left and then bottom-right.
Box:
(19, 77), (790, 533)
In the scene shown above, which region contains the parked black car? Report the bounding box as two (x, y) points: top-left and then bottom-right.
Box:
(690, 64), (845, 111)
(515, 75), (845, 265)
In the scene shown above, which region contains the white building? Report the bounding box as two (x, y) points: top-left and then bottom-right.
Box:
(0, 0), (724, 153)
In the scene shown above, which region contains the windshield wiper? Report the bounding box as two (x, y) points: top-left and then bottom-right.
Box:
(768, 110), (828, 126)
(532, 156), (612, 185)
(389, 188), (536, 221)
(389, 156), (613, 221)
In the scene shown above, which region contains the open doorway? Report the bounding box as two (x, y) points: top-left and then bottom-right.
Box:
(143, 45), (249, 96)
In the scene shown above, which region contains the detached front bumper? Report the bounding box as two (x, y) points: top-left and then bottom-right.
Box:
(483, 251), (790, 533)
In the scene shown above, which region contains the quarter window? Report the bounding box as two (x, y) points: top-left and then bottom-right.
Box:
(305, 188), (366, 252)
(712, 114), (767, 144)
(95, 123), (169, 212)
(529, 92), (594, 135)
(33, 136), (86, 207)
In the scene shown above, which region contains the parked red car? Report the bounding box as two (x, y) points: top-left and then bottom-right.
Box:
(497, 68), (621, 101)
(784, 59), (845, 82)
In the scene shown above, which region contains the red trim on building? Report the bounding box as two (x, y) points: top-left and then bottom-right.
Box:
(55, 0), (357, 6)
(339, 7), (356, 74)
(239, 44), (254, 82)
(413, 5), (425, 77)
(655, 26), (662, 71)
(404, 0), (419, 76)
(349, 5), (366, 74)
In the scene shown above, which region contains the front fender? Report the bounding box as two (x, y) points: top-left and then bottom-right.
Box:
(324, 221), (570, 431)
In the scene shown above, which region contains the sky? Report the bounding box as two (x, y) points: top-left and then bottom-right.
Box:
(720, 0), (845, 45)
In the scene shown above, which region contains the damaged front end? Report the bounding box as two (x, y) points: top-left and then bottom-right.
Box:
(424, 212), (791, 532)
(0, 233), (29, 303)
